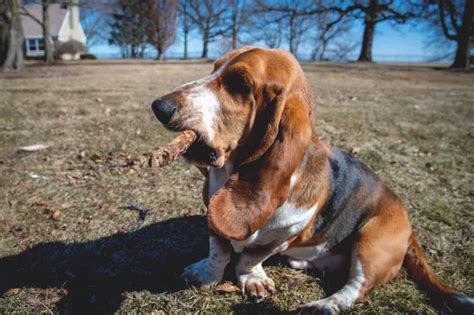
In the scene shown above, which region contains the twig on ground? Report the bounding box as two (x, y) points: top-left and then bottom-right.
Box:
(126, 201), (149, 230)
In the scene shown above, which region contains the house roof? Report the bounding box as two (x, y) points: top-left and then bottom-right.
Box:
(21, 4), (68, 37)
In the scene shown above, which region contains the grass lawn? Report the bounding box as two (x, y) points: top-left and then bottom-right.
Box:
(0, 60), (472, 314)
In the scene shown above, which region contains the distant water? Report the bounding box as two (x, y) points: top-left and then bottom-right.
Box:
(92, 51), (219, 60)
(91, 51), (449, 63)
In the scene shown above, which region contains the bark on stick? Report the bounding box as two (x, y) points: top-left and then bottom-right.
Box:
(149, 130), (197, 168)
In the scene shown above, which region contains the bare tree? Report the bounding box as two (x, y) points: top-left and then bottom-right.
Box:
(260, 0), (415, 62)
(305, 0), (354, 61)
(249, 16), (284, 48)
(179, 0), (192, 58)
(20, 0), (55, 64)
(228, 0), (251, 49)
(255, 0), (315, 55)
(417, 0), (472, 69)
(145, 0), (178, 59)
(1, 0), (24, 71)
(260, 20), (283, 48)
(109, 0), (149, 58)
(328, 38), (359, 60)
(42, 0), (53, 64)
(287, 9), (312, 55)
(328, 1), (415, 62)
(185, 0), (228, 58)
(80, 0), (116, 48)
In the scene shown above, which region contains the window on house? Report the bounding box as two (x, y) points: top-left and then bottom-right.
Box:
(26, 38), (45, 55)
(38, 38), (45, 51)
(28, 39), (38, 51)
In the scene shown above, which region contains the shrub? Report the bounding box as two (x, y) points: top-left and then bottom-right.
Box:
(54, 40), (86, 59)
(80, 53), (97, 60)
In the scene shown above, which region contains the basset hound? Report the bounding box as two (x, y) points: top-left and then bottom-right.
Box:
(151, 47), (473, 314)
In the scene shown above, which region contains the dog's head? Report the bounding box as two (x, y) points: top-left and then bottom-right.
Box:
(152, 46), (316, 239)
(152, 46), (315, 168)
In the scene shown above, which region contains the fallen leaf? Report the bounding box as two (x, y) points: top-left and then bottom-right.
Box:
(32, 199), (48, 207)
(351, 147), (361, 155)
(5, 288), (20, 296)
(216, 282), (240, 293)
(51, 210), (61, 220)
(90, 154), (102, 163)
(99, 202), (109, 210)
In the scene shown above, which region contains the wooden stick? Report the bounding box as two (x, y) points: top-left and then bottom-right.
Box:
(149, 130), (197, 168)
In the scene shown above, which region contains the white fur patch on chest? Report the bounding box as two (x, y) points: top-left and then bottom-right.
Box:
(231, 203), (318, 253)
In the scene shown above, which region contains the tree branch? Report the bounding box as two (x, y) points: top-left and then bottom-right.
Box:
(438, 0), (456, 40)
(20, 5), (43, 26)
(444, 0), (460, 32)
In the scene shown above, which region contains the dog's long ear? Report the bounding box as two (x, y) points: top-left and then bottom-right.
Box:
(208, 84), (313, 240)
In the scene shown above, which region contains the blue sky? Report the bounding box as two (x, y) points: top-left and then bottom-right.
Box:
(90, 19), (453, 62)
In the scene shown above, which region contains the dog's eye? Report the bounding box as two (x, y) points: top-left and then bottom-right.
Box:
(224, 72), (251, 96)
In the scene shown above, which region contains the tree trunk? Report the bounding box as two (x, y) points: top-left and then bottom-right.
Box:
(42, 0), (54, 65)
(184, 29), (188, 59)
(156, 46), (164, 60)
(358, 0), (377, 62)
(451, 0), (473, 69)
(201, 31), (208, 58)
(358, 20), (375, 62)
(2, 0), (23, 71)
(182, 0), (189, 59)
(320, 39), (328, 61)
(1, 5), (9, 64)
(289, 14), (295, 54)
(231, 24), (237, 49)
(231, 9), (237, 49)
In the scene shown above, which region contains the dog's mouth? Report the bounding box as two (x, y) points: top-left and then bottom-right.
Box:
(182, 135), (221, 167)
(153, 107), (223, 167)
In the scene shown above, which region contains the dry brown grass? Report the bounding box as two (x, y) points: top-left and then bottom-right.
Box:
(0, 60), (472, 314)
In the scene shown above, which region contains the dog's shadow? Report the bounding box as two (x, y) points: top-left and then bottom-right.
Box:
(0, 215), (211, 314)
(0, 215), (346, 314)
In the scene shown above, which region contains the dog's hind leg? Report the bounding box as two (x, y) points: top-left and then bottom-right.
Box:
(299, 201), (412, 314)
(288, 254), (346, 273)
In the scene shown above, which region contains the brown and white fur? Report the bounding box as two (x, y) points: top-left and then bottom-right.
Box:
(150, 47), (473, 314)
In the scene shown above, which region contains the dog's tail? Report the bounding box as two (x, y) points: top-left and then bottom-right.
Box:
(403, 233), (474, 314)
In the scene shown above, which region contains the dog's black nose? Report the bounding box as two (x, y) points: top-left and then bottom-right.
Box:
(151, 99), (176, 124)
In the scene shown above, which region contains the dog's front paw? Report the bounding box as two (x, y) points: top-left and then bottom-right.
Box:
(181, 258), (224, 286)
(299, 299), (339, 315)
(238, 267), (276, 302)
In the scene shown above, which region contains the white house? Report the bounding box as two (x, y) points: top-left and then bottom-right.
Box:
(21, 2), (87, 60)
